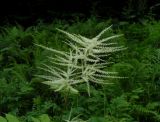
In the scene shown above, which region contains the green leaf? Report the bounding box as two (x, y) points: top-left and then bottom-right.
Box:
(0, 116), (7, 122)
(89, 117), (106, 122)
(5, 114), (19, 122)
(39, 114), (50, 122)
(31, 117), (40, 122)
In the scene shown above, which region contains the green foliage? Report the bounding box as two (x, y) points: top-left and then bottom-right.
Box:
(31, 114), (51, 122)
(0, 116), (7, 122)
(0, 114), (52, 122)
(0, 114), (19, 122)
(0, 18), (160, 122)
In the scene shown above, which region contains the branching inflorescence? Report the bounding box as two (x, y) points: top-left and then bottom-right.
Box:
(36, 25), (127, 96)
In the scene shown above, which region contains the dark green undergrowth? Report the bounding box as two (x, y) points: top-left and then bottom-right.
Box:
(0, 18), (160, 122)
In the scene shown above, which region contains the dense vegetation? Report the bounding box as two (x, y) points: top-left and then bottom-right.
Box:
(0, 18), (160, 121)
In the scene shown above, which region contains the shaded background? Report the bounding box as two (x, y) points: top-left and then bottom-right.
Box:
(0, 0), (160, 26)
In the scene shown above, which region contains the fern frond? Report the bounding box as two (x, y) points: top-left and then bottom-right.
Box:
(146, 102), (160, 110)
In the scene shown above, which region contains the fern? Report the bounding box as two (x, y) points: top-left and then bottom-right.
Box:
(36, 26), (126, 95)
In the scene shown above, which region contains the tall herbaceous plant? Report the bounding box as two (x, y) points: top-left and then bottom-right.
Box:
(36, 25), (126, 96)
